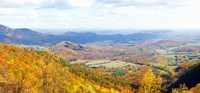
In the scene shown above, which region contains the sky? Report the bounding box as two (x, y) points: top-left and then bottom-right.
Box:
(0, 0), (200, 29)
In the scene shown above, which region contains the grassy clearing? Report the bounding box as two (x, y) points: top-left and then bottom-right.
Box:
(70, 60), (89, 64)
(86, 60), (111, 65)
(99, 61), (136, 68)
(155, 49), (168, 54)
(86, 60), (137, 68)
(71, 60), (138, 68)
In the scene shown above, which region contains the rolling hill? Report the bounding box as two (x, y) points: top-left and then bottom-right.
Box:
(49, 41), (83, 61)
(0, 24), (161, 45)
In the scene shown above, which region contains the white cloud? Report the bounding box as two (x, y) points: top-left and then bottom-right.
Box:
(0, 0), (96, 9)
(97, 0), (192, 7)
(0, 8), (16, 15)
(0, 0), (200, 29)
(25, 10), (39, 20)
(0, 0), (41, 7)
(67, 0), (95, 8)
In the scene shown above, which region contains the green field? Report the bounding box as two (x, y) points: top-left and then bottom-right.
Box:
(71, 60), (138, 68)
(88, 61), (136, 68)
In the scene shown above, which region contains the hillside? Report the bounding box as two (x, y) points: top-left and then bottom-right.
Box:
(0, 43), (133, 93)
(0, 25), (47, 45)
(50, 41), (83, 61)
(168, 63), (200, 90)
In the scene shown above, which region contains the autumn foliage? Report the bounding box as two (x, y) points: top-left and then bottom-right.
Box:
(0, 43), (125, 93)
(138, 69), (163, 93)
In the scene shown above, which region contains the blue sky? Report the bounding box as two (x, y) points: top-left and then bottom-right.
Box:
(0, 0), (200, 29)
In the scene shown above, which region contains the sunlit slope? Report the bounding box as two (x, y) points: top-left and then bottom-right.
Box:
(50, 41), (83, 61)
(0, 43), (130, 93)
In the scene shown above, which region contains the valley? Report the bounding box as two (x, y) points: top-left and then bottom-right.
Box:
(1, 24), (200, 92)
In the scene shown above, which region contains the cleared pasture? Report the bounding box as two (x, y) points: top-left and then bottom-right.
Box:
(86, 60), (137, 68)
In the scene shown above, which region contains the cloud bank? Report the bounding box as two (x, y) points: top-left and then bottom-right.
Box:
(0, 0), (193, 8)
(0, 0), (199, 29)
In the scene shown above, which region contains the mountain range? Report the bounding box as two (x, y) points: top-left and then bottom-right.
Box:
(0, 24), (47, 45)
(0, 24), (166, 45)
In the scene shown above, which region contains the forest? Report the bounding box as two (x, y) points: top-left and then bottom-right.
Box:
(1, 36), (200, 93)
(0, 44), (128, 93)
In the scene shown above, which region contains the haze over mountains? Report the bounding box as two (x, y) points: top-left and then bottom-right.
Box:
(0, 24), (166, 45)
(1, 24), (200, 46)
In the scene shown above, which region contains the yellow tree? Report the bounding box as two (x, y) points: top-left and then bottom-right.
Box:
(138, 69), (163, 93)
(190, 83), (200, 93)
(172, 84), (188, 93)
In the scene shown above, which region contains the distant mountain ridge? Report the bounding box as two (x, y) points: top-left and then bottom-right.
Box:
(0, 24), (47, 45)
(0, 24), (162, 45)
